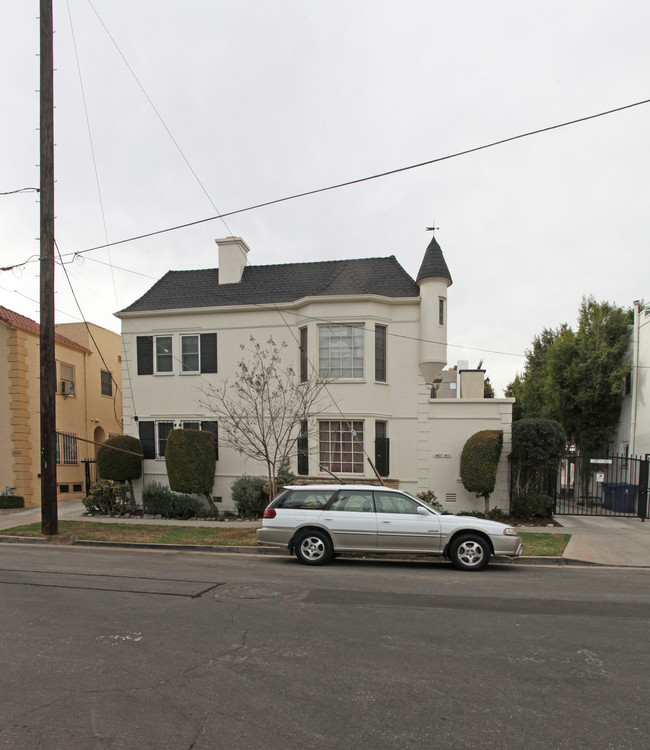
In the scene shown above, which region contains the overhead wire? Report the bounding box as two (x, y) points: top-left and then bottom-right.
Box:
(54, 96), (650, 261)
(85, 0), (234, 237)
(3, 96), (649, 274)
(55, 240), (123, 430)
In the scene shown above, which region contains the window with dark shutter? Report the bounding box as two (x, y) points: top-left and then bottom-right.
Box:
(136, 336), (154, 375)
(200, 421), (219, 459)
(200, 333), (218, 373)
(138, 421), (155, 458)
(297, 420), (309, 475)
(375, 325), (387, 382)
(375, 420), (389, 477)
(299, 327), (308, 383)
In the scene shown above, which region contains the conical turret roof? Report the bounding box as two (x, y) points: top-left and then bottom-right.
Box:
(416, 233), (452, 285)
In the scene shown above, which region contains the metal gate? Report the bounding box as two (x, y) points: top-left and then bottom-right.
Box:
(82, 459), (98, 496)
(554, 454), (649, 519)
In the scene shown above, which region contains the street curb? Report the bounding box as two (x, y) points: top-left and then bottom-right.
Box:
(0, 535), (569, 564)
(0, 536), (47, 545)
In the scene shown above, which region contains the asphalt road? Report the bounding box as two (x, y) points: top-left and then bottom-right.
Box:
(1, 546), (648, 750)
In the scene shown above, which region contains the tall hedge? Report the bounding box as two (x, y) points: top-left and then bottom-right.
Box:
(511, 419), (566, 492)
(460, 430), (503, 514)
(165, 429), (216, 509)
(96, 435), (142, 481)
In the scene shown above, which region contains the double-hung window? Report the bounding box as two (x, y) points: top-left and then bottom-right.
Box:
(319, 324), (364, 379)
(319, 420), (364, 473)
(59, 363), (75, 396)
(156, 421), (174, 457)
(100, 369), (113, 397)
(136, 335), (173, 374)
(180, 333), (218, 374)
(155, 336), (173, 373)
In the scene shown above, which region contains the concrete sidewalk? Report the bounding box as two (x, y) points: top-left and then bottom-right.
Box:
(1, 499), (649, 567)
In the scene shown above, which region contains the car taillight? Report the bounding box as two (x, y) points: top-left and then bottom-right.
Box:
(263, 507), (276, 519)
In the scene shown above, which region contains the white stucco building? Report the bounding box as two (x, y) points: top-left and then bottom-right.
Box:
(612, 301), (650, 459)
(116, 234), (514, 512)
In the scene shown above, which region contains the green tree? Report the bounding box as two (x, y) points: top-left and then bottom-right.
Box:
(460, 430), (503, 515)
(201, 336), (331, 500)
(165, 429), (217, 509)
(508, 297), (631, 455)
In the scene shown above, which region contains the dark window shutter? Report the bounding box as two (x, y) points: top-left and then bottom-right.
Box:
(138, 421), (155, 459)
(375, 325), (387, 382)
(297, 420), (309, 475)
(375, 437), (390, 477)
(137, 336), (154, 375)
(299, 327), (308, 383)
(200, 333), (217, 373)
(201, 421), (219, 460)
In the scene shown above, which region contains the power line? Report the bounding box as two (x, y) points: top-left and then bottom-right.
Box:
(61, 96), (650, 260)
(0, 187), (39, 195)
(85, 0), (234, 237)
(3, 96), (649, 274)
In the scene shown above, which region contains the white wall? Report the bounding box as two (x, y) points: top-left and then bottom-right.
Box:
(119, 295), (513, 512)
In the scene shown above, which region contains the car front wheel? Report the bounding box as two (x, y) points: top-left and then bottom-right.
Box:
(294, 530), (333, 565)
(449, 534), (490, 571)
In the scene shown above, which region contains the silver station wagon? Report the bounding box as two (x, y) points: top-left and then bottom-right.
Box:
(257, 484), (524, 571)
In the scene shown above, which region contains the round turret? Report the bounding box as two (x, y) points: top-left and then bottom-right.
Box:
(417, 233), (452, 383)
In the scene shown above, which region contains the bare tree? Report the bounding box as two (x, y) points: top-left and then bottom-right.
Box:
(200, 336), (332, 499)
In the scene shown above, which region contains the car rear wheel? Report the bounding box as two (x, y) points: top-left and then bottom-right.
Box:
(295, 530), (333, 565)
(449, 534), (490, 571)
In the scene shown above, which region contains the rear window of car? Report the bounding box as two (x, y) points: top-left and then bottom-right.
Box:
(276, 489), (335, 510)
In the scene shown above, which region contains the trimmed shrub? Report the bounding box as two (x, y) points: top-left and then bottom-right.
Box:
(0, 495), (24, 509)
(460, 430), (504, 514)
(231, 475), (268, 519)
(97, 435), (143, 481)
(142, 482), (205, 519)
(83, 480), (133, 516)
(165, 429), (216, 508)
(512, 492), (554, 519)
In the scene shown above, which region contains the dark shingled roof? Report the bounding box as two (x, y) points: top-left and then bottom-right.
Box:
(416, 234), (452, 284)
(118, 256), (420, 314)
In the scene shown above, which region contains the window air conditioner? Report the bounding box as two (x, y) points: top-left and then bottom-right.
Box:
(61, 381), (75, 396)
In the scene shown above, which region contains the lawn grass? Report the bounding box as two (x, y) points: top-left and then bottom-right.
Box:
(0, 521), (571, 556)
(0, 521), (259, 547)
(518, 531), (571, 556)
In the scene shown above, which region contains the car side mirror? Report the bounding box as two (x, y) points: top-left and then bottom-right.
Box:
(417, 506), (430, 516)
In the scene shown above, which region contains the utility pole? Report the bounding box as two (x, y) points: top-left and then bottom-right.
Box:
(40, 0), (58, 535)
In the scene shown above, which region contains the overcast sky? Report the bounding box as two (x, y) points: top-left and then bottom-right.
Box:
(2, 0), (649, 394)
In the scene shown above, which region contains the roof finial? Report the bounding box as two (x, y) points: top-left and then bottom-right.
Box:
(426, 220), (439, 233)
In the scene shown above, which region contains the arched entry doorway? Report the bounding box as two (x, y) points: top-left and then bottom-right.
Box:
(93, 426), (106, 458)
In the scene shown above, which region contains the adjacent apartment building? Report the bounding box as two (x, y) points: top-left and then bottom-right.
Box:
(116, 234), (514, 512)
(612, 300), (650, 459)
(0, 307), (123, 506)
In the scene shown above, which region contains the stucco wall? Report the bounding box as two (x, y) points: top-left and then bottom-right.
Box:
(422, 397), (514, 513)
(120, 296), (513, 512)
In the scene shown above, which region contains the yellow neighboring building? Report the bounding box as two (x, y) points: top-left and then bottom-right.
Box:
(0, 306), (122, 507)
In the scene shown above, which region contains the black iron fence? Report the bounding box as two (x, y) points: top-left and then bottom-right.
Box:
(82, 459), (97, 496)
(554, 454), (649, 518)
